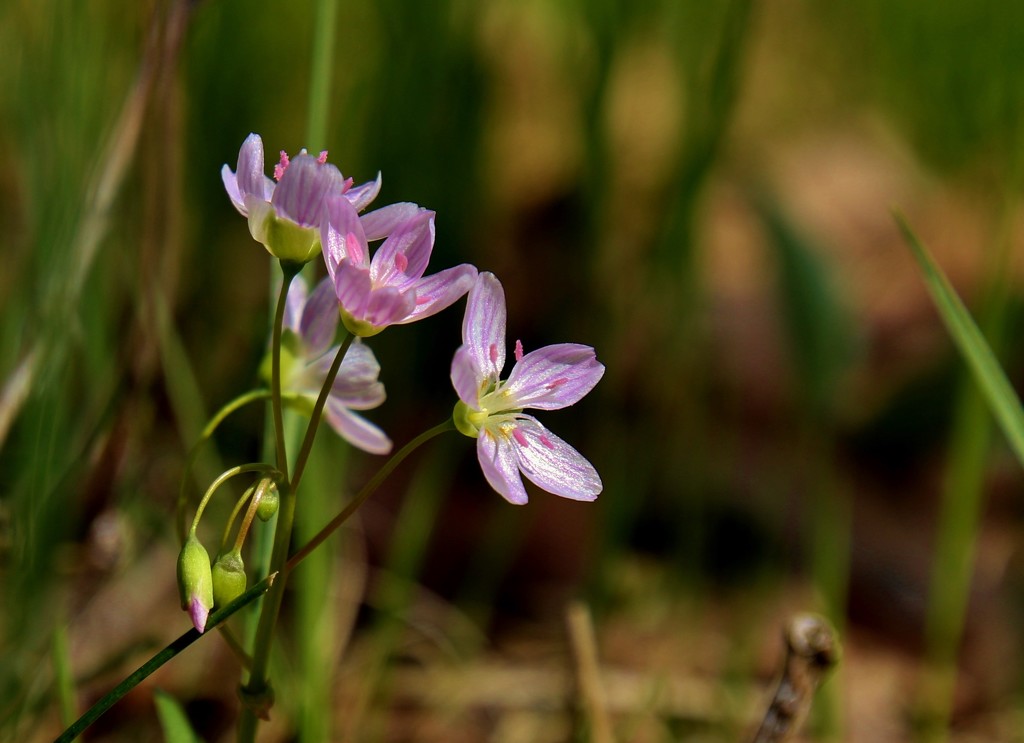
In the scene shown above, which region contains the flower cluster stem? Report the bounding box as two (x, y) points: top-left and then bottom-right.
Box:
(271, 264), (300, 481)
(238, 332), (356, 741)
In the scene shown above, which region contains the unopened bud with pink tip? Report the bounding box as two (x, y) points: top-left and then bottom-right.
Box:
(176, 533), (214, 633)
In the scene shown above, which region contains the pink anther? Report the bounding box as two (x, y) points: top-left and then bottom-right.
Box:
(317, 150), (329, 164)
(395, 253), (409, 273)
(545, 377), (569, 390)
(539, 434), (555, 450)
(273, 151), (290, 181)
(489, 343), (499, 364)
(514, 339), (524, 362)
(512, 428), (529, 447)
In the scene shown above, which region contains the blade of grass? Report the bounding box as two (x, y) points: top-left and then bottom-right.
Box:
(895, 212), (1024, 466)
(916, 191), (1016, 742)
(51, 622), (77, 728)
(154, 689), (201, 743)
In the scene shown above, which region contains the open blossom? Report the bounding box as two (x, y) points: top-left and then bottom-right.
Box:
(222, 133), (381, 265)
(451, 272), (604, 504)
(321, 195), (477, 336)
(269, 275), (392, 454)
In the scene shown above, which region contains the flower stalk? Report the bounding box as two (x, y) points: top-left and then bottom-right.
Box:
(238, 332), (356, 739)
(272, 264), (300, 480)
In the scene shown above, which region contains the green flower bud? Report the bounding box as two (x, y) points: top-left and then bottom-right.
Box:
(212, 549), (247, 608)
(176, 533), (213, 633)
(255, 480), (280, 522)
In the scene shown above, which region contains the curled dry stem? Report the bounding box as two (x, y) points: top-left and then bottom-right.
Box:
(751, 613), (840, 743)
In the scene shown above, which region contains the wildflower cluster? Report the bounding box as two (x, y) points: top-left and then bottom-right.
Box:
(175, 133), (605, 735)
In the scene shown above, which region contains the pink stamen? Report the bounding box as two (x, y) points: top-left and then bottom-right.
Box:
(415, 295), (430, 305)
(512, 428), (529, 447)
(514, 339), (524, 362)
(489, 343), (499, 364)
(395, 253), (408, 273)
(317, 150), (329, 164)
(539, 434), (555, 450)
(545, 377), (569, 390)
(273, 150), (290, 181)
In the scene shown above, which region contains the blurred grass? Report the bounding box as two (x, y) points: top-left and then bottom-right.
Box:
(3, 0), (1024, 740)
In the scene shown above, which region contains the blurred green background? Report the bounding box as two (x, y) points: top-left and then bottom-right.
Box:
(3, 0), (1024, 740)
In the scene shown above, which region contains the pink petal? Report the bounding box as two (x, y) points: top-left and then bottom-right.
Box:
(508, 417), (601, 501)
(364, 285), (417, 328)
(504, 344), (605, 410)
(330, 343), (387, 408)
(345, 172), (383, 212)
(370, 210), (435, 288)
(300, 277), (340, 358)
(283, 275), (308, 334)
(333, 259), (374, 319)
(324, 398), (393, 454)
(221, 164), (247, 215)
(322, 196), (371, 284)
(235, 133), (267, 202)
(272, 154), (344, 228)
(189, 596), (211, 633)
(462, 272), (506, 380)
(450, 345), (483, 408)
(399, 264), (478, 324)
(477, 430), (529, 504)
(361, 202), (423, 241)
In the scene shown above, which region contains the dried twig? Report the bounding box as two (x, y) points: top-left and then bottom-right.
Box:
(751, 613), (839, 743)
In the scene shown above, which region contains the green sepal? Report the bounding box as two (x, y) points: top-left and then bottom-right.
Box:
(339, 307), (386, 337)
(452, 400), (480, 438)
(247, 202), (320, 264)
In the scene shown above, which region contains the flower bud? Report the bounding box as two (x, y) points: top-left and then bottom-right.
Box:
(255, 480), (280, 522)
(177, 534), (214, 633)
(212, 549), (247, 608)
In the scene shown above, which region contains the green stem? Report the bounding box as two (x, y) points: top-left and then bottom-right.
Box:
(238, 334), (355, 741)
(287, 419), (455, 571)
(176, 389), (272, 543)
(233, 480), (267, 553)
(272, 265), (300, 481)
(54, 575), (276, 743)
(190, 463), (280, 536)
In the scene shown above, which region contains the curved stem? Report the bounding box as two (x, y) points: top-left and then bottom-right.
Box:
(54, 574), (277, 743)
(287, 419), (455, 571)
(190, 463), (280, 536)
(234, 480), (268, 553)
(221, 484), (257, 552)
(176, 389), (272, 543)
(176, 390), (313, 543)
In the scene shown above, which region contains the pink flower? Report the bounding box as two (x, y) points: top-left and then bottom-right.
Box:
(321, 196), (477, 336)
(272, 275), (392, 454)
(222, 133), (380, 264)
(450, 272), (604, 504)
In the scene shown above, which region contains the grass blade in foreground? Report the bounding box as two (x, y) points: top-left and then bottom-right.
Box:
(896, 212), (1024, 466)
